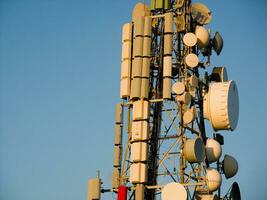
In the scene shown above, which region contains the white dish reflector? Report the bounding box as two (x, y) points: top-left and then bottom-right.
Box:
(185, 53), (199, 68)
(206, 168), (222, 192)
(195, 25), (210, 48)
(191, 3), (212, 25)
(161, 182), (187, 200)
(205, 138), (222, 163)
(183, 32), (197, 47)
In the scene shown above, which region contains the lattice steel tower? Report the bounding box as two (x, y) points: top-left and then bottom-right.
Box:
(88, 1), (241, 200)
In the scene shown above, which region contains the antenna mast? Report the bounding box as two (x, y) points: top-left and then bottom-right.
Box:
(88, 1), (241, 200)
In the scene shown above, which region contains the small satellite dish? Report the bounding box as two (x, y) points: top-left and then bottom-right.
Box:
(210, 67), (228, 82)
(183, 110), (195, 124)
(230, 182), (241, 200)
(205, 138), (222, 163)
(183, 32), (197, 47)
(132, 3), (150, 22)
(212, 32), (224, 55)
(176, 92), (192, 105)
(185, 53), (199, 68)
(172, 81), (185, 95)
(223, 154), (239, 179)
(189, 74), (199, 87)
(184, 137), (205, 163)
(195, 25), (210, 48)
(161, 182), (187, 200)
(191, 3), (212, 25)
(205, 168), (222, 192)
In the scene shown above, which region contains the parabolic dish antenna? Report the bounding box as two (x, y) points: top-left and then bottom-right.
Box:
(212, 32), (224, 55)
(195, 25), (210, 48)
(205, 138), (222, 163)
(183, 32), (197, 47)
(184, 137), (205, 163)
(204, 81), (239, 131)
(211, 67), (228, 82)
(161, 182), (187, 200)
(191, 3), (212, 25)
(223, 154), (239, 179)
(230, 182), (241, 200)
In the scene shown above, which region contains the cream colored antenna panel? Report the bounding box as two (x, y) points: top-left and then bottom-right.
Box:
(142, 57), (150, 78)
(142, 100), (150, 120)
(164, 13), (173, 34)
(164, 34), (172, 55)
(133, 100), (150, 121)
(121, 41), (132, 61)
(132, 3), (150, 23)
(163, 78), (172, 100)
(143, 100), (150, 120)
(141, 78), (149, 99)
(130, 163), (147, 183)
(132, 57), (142, 78)
(133, 100), (143, 120)
(88, 178), (101, 200)
(122, 23), (132, 42)
(113, 146), (121, 167)
(114, 124), (122, 145)
(204, 81), (239, 131)
(144, 16), (152, 37)
(131, 142), (148, 162)
(134, 16), (144, 37)
(112, 168), (119, 189)
(130, 77), (141, 99)
(143, 37), (151, 57)
(120, 78), (131, 98)
(121, 60), (131, 79)
(133, 37), (144, 57)
(163, 56), (172, 77)
(115, 103), (122, 124)
(132, 121), (149, 141)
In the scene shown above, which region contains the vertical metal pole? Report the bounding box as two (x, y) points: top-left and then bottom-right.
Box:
(179, 103), (185, 183)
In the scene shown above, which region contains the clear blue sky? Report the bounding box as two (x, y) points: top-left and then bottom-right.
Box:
(0, 0), (266, 199)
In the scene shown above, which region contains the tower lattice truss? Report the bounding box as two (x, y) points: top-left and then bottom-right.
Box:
(88, 1), (241, 200)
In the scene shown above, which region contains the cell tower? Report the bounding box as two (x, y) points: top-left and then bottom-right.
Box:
(88, 1), (241, 200)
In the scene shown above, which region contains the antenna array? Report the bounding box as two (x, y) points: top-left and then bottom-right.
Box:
(88, 1), (241, 200)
